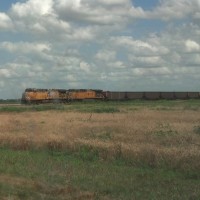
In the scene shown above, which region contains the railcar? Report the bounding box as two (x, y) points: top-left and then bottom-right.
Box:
(104, 91), (200, 100)
(21, 89), (50, 104)
(67, 89), (105, 101)
(21, 88), (105, 104)
(187, 92), (199, 99)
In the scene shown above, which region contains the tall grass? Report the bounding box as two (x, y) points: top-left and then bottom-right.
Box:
(1, 105), (200, 199)
(1, 148), (200, 200)
(0, 109), (200, 171)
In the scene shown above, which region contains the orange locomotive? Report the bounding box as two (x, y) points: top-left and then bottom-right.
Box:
(21, 88), (105, 104)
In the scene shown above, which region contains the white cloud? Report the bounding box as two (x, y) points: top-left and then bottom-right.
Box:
(31, 23), (47, 34)
(0, 41), (51, 54)
(132, 67), (172, 76)
(148, 0), (200, 20)
(0, 69), (12, 78)
(99, 0), (128, 6)
(55, 0), (144, 26)
(95, 50), (116, 62)
(80, 61), (90, 73)
(0, 12), (13, 30)
(107, 61), (126, 69)
(185, 40), (200, 53)
(129, 56), (164, 68)
(111, 36), (169, 56)
(11, 0), (54, 17)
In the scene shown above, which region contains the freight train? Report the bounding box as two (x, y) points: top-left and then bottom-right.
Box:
(21, 88), (200, 104)
(21, 88), (105, 104)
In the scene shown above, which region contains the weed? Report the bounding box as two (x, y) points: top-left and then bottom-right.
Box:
(86, 130), (113, 141)
(45, 140), (65, 152)
(193, 125), (200, 135)
(97, 131), (113, 141)
(1, 148), (200, 200)
(153, 123), (178, 137)
(10, 138), (33, 151)
(76, 145), (99, 161)
(114, 142), (123, 160)
(92, 107), (119, 113)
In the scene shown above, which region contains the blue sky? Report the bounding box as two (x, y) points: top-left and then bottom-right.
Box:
(0, 0), (18, 11)
(0, 0), (200, 99)
(133, 0), (159, 10)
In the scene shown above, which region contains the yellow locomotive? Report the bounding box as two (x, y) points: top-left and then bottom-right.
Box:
(21, 88), (105, 104)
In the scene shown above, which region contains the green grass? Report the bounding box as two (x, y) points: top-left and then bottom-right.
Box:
(0, 104), (66, 112)
(0, 99), (200, 113)
(1, 100), (200, 199)
(0, 99), (21, 104)
(0, 147), (200, 200)
(193, 125), (200, 135)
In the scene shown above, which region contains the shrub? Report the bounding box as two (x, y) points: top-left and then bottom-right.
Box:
(193, 126), (200, 135)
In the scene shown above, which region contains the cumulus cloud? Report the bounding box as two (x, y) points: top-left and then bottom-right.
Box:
(185, 40), (200, 53)
(0, 41), (51, 54)
(79, 61), (90, 73)
(128, 56), (164, 68)
(0, 12), (13, 30)
(0, 0), (200, 98)
(111, 36), (169, 57)
(0, 69), (12, 78)
(147, 0), (200, 20)
(54, 0), (135, 25)
(95, 50), (116, 62)
(11, 0), (54, 17)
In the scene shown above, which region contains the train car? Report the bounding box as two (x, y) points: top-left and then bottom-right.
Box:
(126, 92), (144, 100)
(187, 92), (199, 99)
(21, 88), (49, 104)
(160, 92), (175, 100)
(21, 88), (105, 104)
(174, 92), (188, 99)
(20, 89), (60, 104)
(144, 92), (161, 100)
(67, 89), (105, 101)
(104, 91), (126, 100)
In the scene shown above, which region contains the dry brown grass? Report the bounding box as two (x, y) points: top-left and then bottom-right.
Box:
(0, 174), (95, 200)
(1, 109), (200, 170)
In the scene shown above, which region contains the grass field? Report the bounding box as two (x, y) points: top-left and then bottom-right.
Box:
(0, 100), (200, 199)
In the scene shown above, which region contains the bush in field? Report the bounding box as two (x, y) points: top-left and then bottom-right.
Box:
(193, 125), (200, 135)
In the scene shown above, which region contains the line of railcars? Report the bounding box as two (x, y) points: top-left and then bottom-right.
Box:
(105, 91), (200, 100)
(21, 88), (200, 104)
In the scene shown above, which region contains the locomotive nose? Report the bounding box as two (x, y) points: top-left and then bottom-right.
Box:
(21, 92), (31, 104)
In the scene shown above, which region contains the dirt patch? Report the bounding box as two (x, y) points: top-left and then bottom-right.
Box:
(0, 174), (35, 188)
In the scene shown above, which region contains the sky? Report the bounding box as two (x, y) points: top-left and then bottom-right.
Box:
(0, 0), (200, 99)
